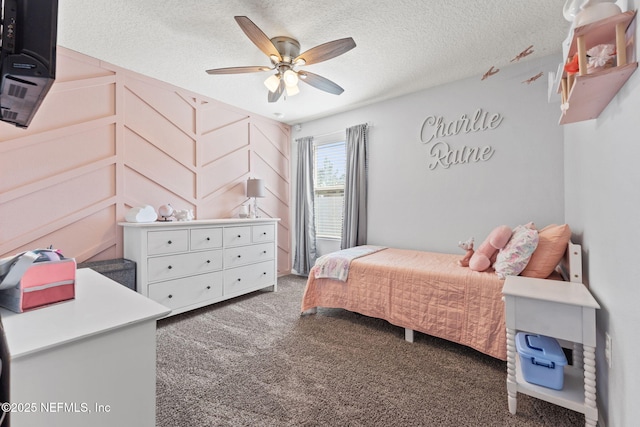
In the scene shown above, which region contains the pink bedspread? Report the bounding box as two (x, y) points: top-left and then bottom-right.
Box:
(301, 248), (507, 360)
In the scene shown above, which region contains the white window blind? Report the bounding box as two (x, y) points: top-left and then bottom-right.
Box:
(314, 140), (346, 239)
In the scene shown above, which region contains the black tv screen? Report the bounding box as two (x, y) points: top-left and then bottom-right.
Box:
(0, 0), (58, 128)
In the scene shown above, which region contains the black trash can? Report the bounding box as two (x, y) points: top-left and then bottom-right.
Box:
(77, 258), (136, 291)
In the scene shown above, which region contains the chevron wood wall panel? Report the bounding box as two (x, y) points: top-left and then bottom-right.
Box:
(124, 85), (197, 169)
(0, 125), (116, 195)
(0, 47), (292, 275)
(247, 120), (291, 271)
(200, 120), (249, 168)
(123, 128), (197, 202)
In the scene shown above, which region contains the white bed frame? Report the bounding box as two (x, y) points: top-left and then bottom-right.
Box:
(404, 241), (583, 343)
(559, 241), (583, 284)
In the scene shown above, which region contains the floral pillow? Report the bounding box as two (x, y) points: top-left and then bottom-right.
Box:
(494, 224), (539, 279)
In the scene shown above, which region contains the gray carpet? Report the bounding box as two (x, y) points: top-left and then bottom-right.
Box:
(156, 274), (584, 426)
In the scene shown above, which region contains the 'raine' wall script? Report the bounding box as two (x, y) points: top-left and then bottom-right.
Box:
(419, 108), (504, 170)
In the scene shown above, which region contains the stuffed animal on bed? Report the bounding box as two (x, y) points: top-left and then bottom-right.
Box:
(457, 237), (475, 267)
(468, 225), (513, 272)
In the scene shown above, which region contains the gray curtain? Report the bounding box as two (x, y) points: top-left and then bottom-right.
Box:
(341, 123), (368, 249)
(293, 136), (317, 275)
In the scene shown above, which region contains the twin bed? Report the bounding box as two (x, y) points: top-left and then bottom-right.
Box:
(301, 238), (581, 361)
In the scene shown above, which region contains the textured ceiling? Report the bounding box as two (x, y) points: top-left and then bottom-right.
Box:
(57, 0), (571, 125)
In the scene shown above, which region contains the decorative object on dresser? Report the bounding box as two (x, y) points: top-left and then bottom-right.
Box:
(125, 205), (158, 223)
(246, 178), (266, 218)
(157, 204), (175, 221)
(0, 248), (76, 312)
(173, 208), (194, 221)
(239, 203), (250, 218)
(120, 218), (279, 317)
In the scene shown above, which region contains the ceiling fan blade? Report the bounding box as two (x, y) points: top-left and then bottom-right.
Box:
(234, 16), (282, 61)
(206, 66), (270, 75)
(268, 79), (285, 103)
(294, 37), (356, 65)
(298, 71), (344, 95)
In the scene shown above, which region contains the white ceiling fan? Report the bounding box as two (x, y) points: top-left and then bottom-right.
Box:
(206, 16), (356, 102)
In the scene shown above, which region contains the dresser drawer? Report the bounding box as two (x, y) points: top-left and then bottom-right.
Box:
(224, 260), (275, 295)
(224, 242), (274, 269)
(148, 272), (223, 310)
(147, 229), (188, 255)
(252, 224), (275, 243)
(147, 250), (223, 282)
(224, 226), (251, 247)
(190, 227), (223, 251)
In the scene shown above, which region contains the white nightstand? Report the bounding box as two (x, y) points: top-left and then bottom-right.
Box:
(502, 275), (600, 427)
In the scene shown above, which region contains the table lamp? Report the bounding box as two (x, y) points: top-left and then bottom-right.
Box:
(246, 178), (265, 218)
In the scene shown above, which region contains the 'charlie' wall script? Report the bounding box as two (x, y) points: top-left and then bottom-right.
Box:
(419, 108), (504, 170)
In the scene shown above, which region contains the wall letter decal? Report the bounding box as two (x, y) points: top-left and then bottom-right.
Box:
(419, 108), (503, 170)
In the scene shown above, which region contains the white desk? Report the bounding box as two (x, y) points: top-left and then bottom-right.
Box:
(502, 275), (600, 427)
(0, 268), (170, 427)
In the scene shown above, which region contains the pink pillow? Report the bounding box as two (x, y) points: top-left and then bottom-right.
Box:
(494, 224), (539, 279)
(468, 225), (513, 272)
(520, 224), (572, 278)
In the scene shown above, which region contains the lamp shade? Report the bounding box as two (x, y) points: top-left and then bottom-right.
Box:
(283, 69), (299, 86)
(285, 84), (300, 96)
(264, 74), (280, 93)
(246, 178), (266, 198)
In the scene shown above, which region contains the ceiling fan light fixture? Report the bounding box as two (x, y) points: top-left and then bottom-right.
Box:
(206, 17), (355, 102)
(283, 69), (299, 86)
(285, 84), (300, 97)
(264, 74), (281, 92)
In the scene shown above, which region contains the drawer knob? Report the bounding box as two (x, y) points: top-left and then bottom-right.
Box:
(237, 234), (241, 238)
(263, 232), (267, 235)
(237, 255), (241, 258)
(237, 278), (241, 282)
(263, 250), (267, 254)
(206, 285), (211, 290)
(168, 240), (172, 244)
(263, 272), (267, 275)
(168, 265), (173, 269)
(206, 260), (211, 263)
(168, 294), (173, 299)
(206, 237), (211, 241)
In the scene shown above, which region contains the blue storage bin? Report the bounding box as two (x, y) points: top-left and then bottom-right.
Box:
(516, 333), (567, 390)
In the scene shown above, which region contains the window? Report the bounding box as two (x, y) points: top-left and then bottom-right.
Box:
(314, 140), (346, 239)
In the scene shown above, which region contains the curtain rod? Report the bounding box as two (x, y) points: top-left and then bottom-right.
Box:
(303, 122), (373, 140)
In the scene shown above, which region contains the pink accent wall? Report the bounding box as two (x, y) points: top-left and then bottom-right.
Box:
(0, 47), (292, 274)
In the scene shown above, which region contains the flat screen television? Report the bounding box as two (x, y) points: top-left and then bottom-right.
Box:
(0, 0), (58, 128)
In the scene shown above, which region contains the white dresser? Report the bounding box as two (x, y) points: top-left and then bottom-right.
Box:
(0, 268), (170, 427)
(120, 218), (279, 316)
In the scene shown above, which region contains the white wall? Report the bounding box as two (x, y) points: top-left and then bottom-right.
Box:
(290, 18), (638, 425)
(564, 3), (640, 424)
(293, 54), (564, 256)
